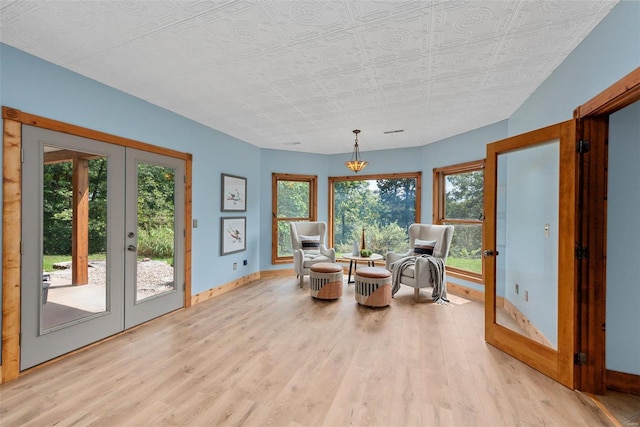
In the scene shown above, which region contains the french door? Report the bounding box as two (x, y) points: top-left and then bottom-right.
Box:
(21, 126), (184, 369)
(124, 148), (184, 329)
(483, 120), (577, 388)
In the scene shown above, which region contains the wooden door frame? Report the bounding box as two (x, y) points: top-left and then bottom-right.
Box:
(1, 107), (193, 382)
(574, 67), (640, 394)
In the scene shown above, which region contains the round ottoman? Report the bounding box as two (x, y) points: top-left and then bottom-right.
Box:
(354, 267), (392, 307)
(309, 263), (343, 300)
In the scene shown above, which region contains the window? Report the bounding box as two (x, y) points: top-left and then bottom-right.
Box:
(433, 160), (485, 282)
(272, 173), (317, 264)
(329, 172), (421, 257)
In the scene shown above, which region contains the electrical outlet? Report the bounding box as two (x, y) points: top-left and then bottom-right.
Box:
(525, 290), (529, 302)
(515, 283), (519, 294)
(233, 262), (237, 270)
(243, 260), (248, 266)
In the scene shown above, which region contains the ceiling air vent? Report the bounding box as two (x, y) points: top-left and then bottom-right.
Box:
(383, 129), (404, 134)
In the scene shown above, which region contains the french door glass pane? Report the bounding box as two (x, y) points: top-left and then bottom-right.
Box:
(495, 141), (559, 350)
(42, 146), (108, 331)
(135, 162), (176, 302)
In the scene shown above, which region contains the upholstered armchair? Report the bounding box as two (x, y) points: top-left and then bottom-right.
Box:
(290, 221), (336, 288)
(386, 223), (454, 302)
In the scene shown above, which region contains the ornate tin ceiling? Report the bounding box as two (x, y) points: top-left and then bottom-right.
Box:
(0, 0), (618, 154)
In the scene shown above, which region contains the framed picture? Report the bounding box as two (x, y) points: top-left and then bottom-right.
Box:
(221, 173), (247, 212)
(221, 216), (246, 255)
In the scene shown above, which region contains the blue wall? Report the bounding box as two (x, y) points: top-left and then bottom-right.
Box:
(259, 149), (331, 271)
(259, 122), (506, 280)
(0, 44), (262, 297)
(420, 121), (508, 294)
(502, 143), (559, 348)
(607, 101), (640, 375)
(1, 0), (640, 377)
(509, 0), (640, 136)
(507, 0), (639, 376)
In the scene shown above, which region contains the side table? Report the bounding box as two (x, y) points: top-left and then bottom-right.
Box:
(342, 253), (384, 284)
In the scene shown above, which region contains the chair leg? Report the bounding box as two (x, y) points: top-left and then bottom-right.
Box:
(299, 274), (304, 288)
(414, 288), (420, 302)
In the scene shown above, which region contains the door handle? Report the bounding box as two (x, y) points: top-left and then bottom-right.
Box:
(127, 245), (137, 252)
(483, 250), (499, 257)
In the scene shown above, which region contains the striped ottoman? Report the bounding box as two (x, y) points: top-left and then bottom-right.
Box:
(309, 263), (343, 300)
(354, 267), (392, 307)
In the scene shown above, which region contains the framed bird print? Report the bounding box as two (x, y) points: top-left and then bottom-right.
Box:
(221, 216), (246, 255)
(221, 173), (247, 212)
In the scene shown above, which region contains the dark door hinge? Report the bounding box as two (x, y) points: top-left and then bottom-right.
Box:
(576, 246), (588, 259)
(574, 352), (587, 366)
(577, 140), (590, 154)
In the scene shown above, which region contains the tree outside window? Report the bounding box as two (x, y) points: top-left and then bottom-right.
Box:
(329, 173), (421, 257)
(272, 173), (317, 263)
(434, 160), (484, 281)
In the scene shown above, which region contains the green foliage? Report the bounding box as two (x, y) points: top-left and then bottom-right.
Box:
(137, 163), (175, 232)
(376, 178), (416, 228)
(447, 257), (482, 273)
(445, 171), (483, 220)
(43, 158), (109, 255)
(444, 170), (484, 274)
(275, 179), (313, 257)
(137, 226), (174, 259)
(136, 164), (176, 259)
(277, 220), (293, 257)
(448, 224), (482, 262)
(43, 158), (176, 260)
(361, 222), (408, 256)
(359, 249), (372, 257)
(333, 178), (415, 255)
(276, 177), (416, 258)
(333, 180), (377, 245)
(335, 222), (408, 256)
(43, 161), (72, 254)
(277, 181), (309, 218)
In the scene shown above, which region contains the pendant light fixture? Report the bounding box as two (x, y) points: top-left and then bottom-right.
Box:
(345, 129), (368, 173)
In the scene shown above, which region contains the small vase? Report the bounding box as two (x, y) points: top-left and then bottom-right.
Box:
(360, 228), (366, 250)
(352, 241), (360, 256)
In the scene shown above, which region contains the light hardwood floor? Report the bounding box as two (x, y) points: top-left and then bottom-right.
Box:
(0, 276), (614, 427)
(595, 391), (640, 427)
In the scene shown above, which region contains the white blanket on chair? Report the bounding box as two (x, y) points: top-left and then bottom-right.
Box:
(390, 255), (448, 305)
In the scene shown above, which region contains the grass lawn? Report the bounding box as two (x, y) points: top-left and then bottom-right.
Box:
(447, 257), (482, 274)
